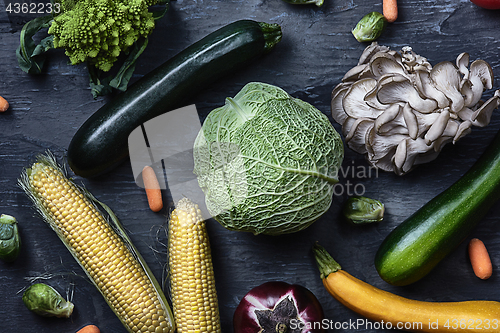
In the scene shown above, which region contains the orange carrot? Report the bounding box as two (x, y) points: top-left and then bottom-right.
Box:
(142, 165), (163, 212)
(0, 96), (9, 112)
(383, 0), (398, 23)
(76, 325), (100, 333)
(468, 238), (492, 280)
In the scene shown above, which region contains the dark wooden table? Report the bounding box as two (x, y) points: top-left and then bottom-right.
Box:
(2, 0), (500, 332)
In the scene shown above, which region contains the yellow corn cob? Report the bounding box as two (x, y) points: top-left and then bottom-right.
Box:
(19, 153), (175, 333)
(168, 198), (221, 333)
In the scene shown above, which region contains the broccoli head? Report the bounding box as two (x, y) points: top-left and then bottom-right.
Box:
(48, 0), (158, 71)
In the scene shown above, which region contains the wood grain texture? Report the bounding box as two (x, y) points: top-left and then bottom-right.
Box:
(1, 0), (500, 332)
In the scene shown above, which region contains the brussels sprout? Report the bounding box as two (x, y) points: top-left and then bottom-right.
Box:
(352, 12), (387, 42)
(0, 214), (21, 262)
(22, 283), (74, 318)
(342, 196), (385, 224)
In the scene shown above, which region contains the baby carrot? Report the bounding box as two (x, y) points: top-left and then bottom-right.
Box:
(0, 96), (9, 112)
(142, 165), (163, 212)
(468, 238), (493, 280)
(76, 325), (100, 333)
(383, 0), (398, 23)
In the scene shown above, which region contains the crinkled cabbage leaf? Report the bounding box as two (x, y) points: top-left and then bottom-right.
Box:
(193, 82), (344, 235)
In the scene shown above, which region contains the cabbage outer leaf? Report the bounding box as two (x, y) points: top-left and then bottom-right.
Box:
(193, 82), (344, 235)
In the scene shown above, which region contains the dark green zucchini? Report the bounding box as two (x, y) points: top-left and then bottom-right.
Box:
(67, 20), (282, 178)
(375, 129), (500, 286)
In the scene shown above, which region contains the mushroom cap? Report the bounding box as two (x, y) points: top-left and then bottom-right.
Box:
(454, 120), (472, 144)
(402, 103), (419, 140)
(331, 84), (350, 126)
(456, 52), (470, 82)
(470, 59), (493, 90)
(414, 70), (450, 109)
(461, 60), (493, 108)
(470, 93), (500, 127)
(345, 118), (374, 154)
(342, 64), (371, 82)
(424, 109), (451, 145)
(374, 103), (402, 133)
(357, 42), (391, 65)
(430, 61), (465, 114)
(376, 74), (438, 113)
(369, 52), (407, 78)
(343, 78), (384, 119)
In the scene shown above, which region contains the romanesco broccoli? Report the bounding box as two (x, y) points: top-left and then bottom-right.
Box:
(48, 0), (158, 71)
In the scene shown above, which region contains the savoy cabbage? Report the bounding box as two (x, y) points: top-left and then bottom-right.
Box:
(193, 82), (344, 235)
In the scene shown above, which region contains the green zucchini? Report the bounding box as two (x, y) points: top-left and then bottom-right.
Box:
(67, 20), (282, 178)
(375, 129), (500, 286)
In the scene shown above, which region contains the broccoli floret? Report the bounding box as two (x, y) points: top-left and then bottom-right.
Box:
(48, 0), (157, 71)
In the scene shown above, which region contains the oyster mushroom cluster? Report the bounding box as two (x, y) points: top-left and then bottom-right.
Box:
(331, 42), (500, 175)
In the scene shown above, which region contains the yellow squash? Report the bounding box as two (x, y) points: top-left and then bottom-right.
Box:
(313, 243), (500, 333)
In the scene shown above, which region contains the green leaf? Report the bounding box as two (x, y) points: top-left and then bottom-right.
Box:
(109, 37), (149, 91)
(32, 35), (54, 57)
(16, 15), (53, 74)
(88, 38), (149, 97)
(88, 64), (113, 99)
(152, 0), (170, 20)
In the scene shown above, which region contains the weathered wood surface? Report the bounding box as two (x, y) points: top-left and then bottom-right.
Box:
(1, 0), (500, 332)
